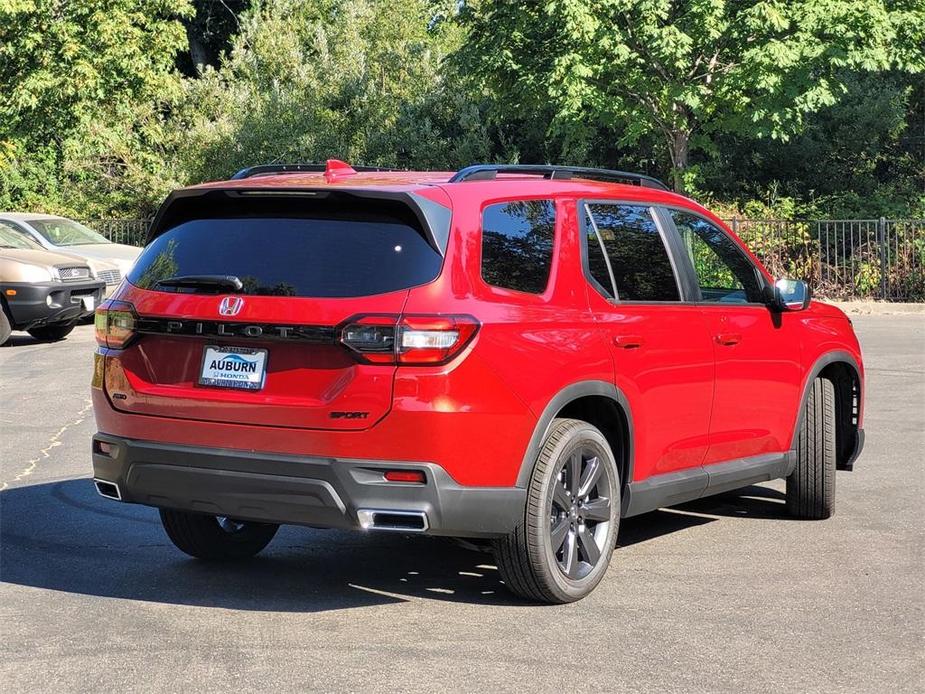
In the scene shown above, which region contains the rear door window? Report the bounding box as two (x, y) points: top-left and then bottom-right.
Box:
(128, 200), (443, 298)
(481, 200), (555, 294)
(584, 203), (680, 302)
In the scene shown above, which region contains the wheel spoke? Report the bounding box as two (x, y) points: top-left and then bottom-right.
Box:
(563, 529), (579, 578)
(578, 456), (602, 498)
(577, 525), (601, 566)
(581, 497), (611, 522)
(568, 453), (582, 496)
(550, 518), (569, 552)
(553, 483), (571, 511)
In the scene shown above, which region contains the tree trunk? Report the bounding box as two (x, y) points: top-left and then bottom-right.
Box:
(187, 26), (208, 76)
(667, 131), (690, 193)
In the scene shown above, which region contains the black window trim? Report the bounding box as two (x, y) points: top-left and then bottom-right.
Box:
(478, 196), (559, 298)
(578, 199), (691, 304)
(656, 205), (773, 308)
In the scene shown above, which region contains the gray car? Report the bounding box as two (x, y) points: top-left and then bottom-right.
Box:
(0, 213), (141, 292)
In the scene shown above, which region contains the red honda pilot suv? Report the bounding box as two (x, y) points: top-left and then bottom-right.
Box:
(91, 161), (865, 603)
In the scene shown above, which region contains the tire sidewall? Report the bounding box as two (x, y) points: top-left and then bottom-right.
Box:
(0, 308), (11, 345)
(529, 423), (620, 602)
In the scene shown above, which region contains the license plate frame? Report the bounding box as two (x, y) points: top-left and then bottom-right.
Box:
(198, 345), (268, 391)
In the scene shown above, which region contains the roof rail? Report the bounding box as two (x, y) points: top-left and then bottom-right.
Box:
(448, 164), (670, 191)
(230, 161), (403, 180)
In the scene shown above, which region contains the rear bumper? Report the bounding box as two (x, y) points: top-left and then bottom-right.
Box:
(3, 280), (105, 329)
(91, 433), (525, 538)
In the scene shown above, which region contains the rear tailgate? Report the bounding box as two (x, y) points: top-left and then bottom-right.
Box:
(103, 189), (448, 431)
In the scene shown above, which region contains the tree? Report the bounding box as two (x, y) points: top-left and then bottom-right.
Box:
(0, 0), (192, 216)
(179, 0), (251, 77)
(175, 0), (488, 182)
(456, 1), (925, 191)
(702, 71), (925, 216)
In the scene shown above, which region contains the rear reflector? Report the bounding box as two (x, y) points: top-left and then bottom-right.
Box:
(340, 314), (479, 365)
(383, 470), (427, 484)
(93, 439), (115, 457)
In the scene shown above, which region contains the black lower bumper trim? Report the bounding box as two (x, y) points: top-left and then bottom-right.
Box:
(91, 434), (525, 538)
(3, 280), (105, 330)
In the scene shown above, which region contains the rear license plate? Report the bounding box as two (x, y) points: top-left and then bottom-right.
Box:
(199, 345), (268, 391)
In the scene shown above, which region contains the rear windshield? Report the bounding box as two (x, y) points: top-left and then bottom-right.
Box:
(128, 204), (443, 298)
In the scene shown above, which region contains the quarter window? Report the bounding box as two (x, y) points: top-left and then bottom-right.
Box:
(481, 200), (555, 294)
(584, 208), (614, 298)
(585, 203), (680, 302)
(670, 211), (764, 303)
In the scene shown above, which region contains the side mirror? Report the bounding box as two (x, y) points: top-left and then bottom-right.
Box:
(773, 278), (811, 312)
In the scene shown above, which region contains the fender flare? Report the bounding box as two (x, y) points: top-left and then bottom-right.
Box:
(789, 350), (862, 451)
(515, 380), (634, 488)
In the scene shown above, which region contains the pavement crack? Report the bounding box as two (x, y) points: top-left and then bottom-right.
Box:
(0, 398), (93, 491)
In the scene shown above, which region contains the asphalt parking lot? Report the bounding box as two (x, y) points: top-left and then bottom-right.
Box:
(1, 316), (923, 693)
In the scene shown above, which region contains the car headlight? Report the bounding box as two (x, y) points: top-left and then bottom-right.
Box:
(10, 260), (57, 283)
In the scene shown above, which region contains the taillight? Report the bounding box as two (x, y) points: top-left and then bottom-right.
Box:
(340, 314), (400, 364)
(397, 315), (480, 364)
(339, 314), (479, 365)
(95, 300), (137, 349)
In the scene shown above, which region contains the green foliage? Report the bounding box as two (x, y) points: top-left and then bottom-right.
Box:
(455, 0), (925, 190)
(701, 71), (925, 217)
(0, 0), (921, 221)
(174, 0), (489, 182)
(0, 0), (193, 217)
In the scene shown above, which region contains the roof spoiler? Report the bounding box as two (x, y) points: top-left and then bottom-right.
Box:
(144, 187), (452, 255)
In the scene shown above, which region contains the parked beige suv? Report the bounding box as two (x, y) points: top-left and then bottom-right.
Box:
(0, 224), (105, 344)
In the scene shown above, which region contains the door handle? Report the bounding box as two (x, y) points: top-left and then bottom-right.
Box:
(614, 335), (644, 349)
(715, 332), (742, 346)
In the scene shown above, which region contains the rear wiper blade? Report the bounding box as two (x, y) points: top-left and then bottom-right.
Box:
(153, 275), (244, 291)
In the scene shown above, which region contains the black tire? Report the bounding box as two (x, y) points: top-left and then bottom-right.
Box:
(786, 378), (836, 519)
(27, 323), (75, 342)
(0, 308), (11, 346)
(159, 509), (279, 560)
(493, 418), (620, 603)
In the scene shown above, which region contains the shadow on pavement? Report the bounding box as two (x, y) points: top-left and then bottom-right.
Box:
(0, 478), (779, 610)
(677, 485), (792, 520)
(1, 334), (46, 347)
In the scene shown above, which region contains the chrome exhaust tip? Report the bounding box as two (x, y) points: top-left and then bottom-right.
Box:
(357, 509), (428, 532)
(93, 478), (122, 501)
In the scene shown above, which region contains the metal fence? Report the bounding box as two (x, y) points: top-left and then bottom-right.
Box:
(726, 218), (925, 301)
(89, 219), (151, 247)
(85, 217), (925, 302)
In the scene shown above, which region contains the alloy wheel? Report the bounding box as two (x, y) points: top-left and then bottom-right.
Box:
(547, 448), (613, 580)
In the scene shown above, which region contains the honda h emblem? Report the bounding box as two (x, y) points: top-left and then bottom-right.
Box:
(218, 296), (244, 317)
